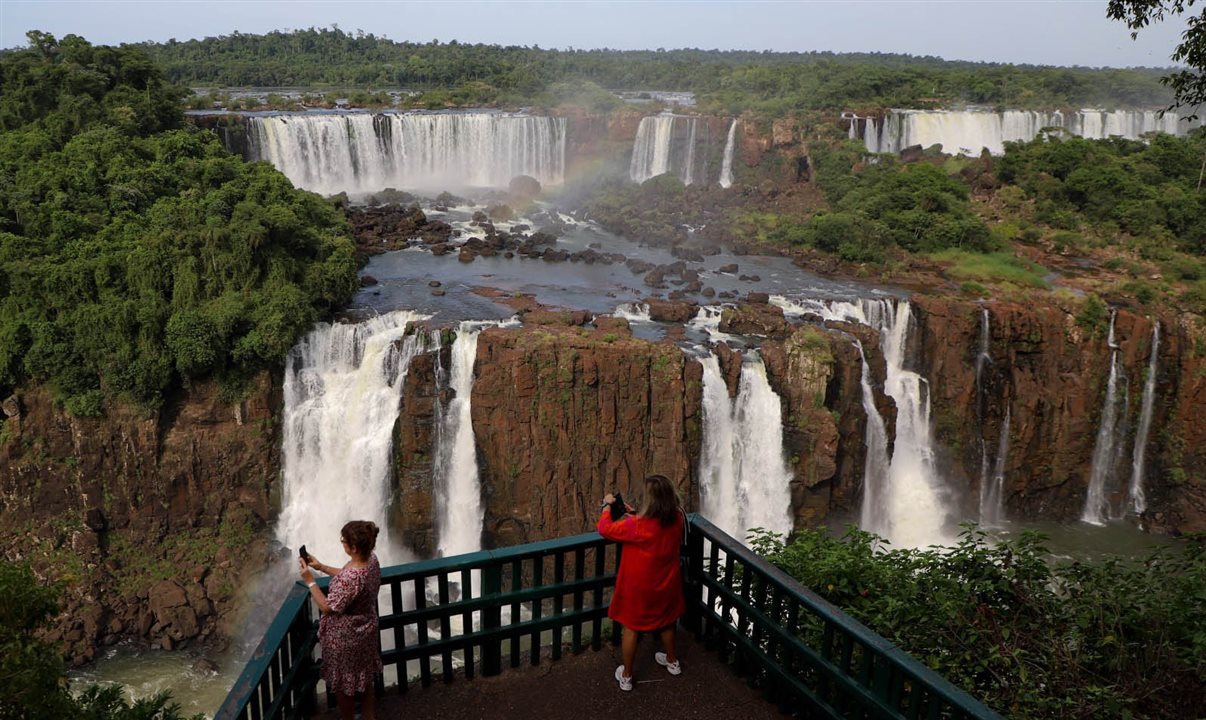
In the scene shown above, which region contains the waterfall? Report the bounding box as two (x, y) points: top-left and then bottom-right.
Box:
(718, 119), (738, 188)
(432, 323), (486, 558)
(865, 109), (1201, 156)
(246, 112), (566, 195)
(1128, 323), (1160, 515)
(614, 302), (652, 323)
(697, 352), (794, 543)
(629, 114), (703, 185)
(1082, 311), (1126, 525)
(974, 308), (995, 524)
(771, 295), (952, 547)
(854, 341), (892, 536)
(864, 117), (881, 153)
(982, 409), (1010, 527)
(276, 310), (429, 565)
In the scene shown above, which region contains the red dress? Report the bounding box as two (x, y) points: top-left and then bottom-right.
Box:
(596, 511), (685, 631)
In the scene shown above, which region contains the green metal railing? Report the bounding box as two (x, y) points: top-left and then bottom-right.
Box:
(217, 516), (1000, 720)
(215, 531), (619, 720)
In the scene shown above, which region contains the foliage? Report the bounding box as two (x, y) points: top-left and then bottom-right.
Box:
(928, 249), (1049, 288)
(0, 562), (201, 720)
(996, 131), (1206, 258)
(130, 28), (1176, 114)
(1108, 0), (1206, 114)
(751, 527), (1206, 719)
(0, 34), (359, 411)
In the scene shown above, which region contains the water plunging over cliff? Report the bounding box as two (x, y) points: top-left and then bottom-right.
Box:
(1128, 323), (1160, 515)
(432, 323), (485, 558)
(1082, 311), (1129, 525)
(246, 112), (566, 195)
(772, 296), (953, 547)
(864, 109), (1201, 156)
(983, 409), (1010, 527)
(853, 340), (892, 536)
(277, 311), (429, 564)
(719, 119), (738, 188)
(697, 352), (794, 543)
(629, 114), (707, 185)
(974, 308), (1006, 525)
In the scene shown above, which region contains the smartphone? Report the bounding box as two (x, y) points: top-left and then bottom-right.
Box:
(299, 545), (309, 561)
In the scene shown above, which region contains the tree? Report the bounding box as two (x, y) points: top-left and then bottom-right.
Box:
(1107, 1), (1206, 116)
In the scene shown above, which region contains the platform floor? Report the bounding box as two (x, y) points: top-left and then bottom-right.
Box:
(314, 635), (789, 719)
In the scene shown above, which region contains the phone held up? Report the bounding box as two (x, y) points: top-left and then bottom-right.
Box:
(299, 545), (309, 562)
(608, 493), (627, 521)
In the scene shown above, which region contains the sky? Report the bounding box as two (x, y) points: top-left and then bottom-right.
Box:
(0, 0), (1193, 69)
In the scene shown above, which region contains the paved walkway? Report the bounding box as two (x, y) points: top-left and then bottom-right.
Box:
(315, 635), (787, 719)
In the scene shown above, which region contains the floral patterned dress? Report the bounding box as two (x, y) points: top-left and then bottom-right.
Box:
(319, 554), (382, 695)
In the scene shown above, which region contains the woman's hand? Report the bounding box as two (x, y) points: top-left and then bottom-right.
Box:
(603, 493), (615, 506)
(624, 502), (635, 514)
(299, 557), (315, 585)
(305, 554), (323, 572)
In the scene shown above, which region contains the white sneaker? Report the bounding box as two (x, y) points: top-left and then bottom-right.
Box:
(614, 665), (633, 691)
(655, 652), (682, 675)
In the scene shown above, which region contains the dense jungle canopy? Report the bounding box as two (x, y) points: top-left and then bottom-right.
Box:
(0, 33), (359, 414)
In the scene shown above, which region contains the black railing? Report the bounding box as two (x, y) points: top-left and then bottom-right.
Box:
(217, 516), (1000, 720)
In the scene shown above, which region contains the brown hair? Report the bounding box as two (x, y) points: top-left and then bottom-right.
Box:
(640, 474), (681, 527)
(341, 520), (379, 557)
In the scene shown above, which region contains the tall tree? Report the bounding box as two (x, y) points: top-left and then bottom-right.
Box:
(1108, 0), (1206, 115)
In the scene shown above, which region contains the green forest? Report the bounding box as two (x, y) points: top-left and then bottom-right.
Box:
(130, 27), (1177, 114)
(0, 33), (358, 415)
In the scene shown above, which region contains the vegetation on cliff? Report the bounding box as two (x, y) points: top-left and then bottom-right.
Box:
(0, 33), (359, 415)
(753, 527), (1206, 719)
(0, 561), (200, 720)
(130, 27), (1176, 114)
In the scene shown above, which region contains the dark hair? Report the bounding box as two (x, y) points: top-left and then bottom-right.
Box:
(341, 520), (379, 557)
(640, 474), (680, 527)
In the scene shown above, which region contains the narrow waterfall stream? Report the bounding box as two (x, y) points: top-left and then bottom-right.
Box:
(433, 322), (488, 558)
(697, 352), (793, 543)
(1082, 310), (1126, 525)
(719, 119), (738, 188)
(974, 308), (1004, 525)
(853, 340), (892, 537)
(1128, 323), (1160, 515)
(276, 310), (429, 564)
(982, 409), (1010, 527)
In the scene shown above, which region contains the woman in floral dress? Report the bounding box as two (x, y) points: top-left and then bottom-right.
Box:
(299, 520), (382, 720)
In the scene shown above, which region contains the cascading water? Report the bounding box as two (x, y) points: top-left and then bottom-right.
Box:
(718, 119), (738, 188)
(982, 409), (1010, 527)
(1128, 323), (1160, 515)
(246, 112), (566, 195)
(864, 109), (1201, 156)
(432, 322), (488, 558)
(1082, 310), (1126, 525)
(613, 302), (652, 323)
(974, 308), (997, 524)
(853, 341), (892, 537)
(771, 295), (953, 547)
(697, 352), (793, 543)
(276, 310), (429, 565)
(629, 114), (704, 185)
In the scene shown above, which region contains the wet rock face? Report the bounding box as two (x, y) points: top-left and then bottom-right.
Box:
(347, 205), (453, 259)
(0, 374), (280, 665)
(719, 303), (792, 338)
(394, 326), (703, 548)
(912, 297), (1204, 531)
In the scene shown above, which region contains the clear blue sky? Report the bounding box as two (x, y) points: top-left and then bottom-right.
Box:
(0, 0), (1192, 68)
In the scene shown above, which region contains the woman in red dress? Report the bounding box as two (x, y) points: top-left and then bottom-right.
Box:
(298, 520), (383, 720)
(597, 474), (686, 691)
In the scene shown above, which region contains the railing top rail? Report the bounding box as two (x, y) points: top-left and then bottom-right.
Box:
(685, 514), (1001, 718)
(213, 582), (313, 720)
(378, 530), (608, 581)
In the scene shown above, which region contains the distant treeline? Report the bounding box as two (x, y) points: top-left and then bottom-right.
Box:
(133, 27), (1175, 114)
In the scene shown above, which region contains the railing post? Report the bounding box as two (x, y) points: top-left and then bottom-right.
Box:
(482, 561), (503, 676)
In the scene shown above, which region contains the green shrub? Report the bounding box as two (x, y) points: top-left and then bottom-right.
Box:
(752, 527), (1205, 719)
(929, 250), (1049, 288)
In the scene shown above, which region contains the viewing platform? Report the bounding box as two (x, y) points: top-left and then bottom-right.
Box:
(217, 516), (1001, 720)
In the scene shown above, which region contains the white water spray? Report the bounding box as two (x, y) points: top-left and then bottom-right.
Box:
(277, 311), (429, 564)
(719, 119), (738, 188)
(629, 114), (703, 184)
(697, 352), (793, 543)
(1082, 311), (1125, 525)
(853, 341), (892, 536)
(433, 323), (487, 558)
(247, 112), (566, 195)
(1128, 323), (1160, 515)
